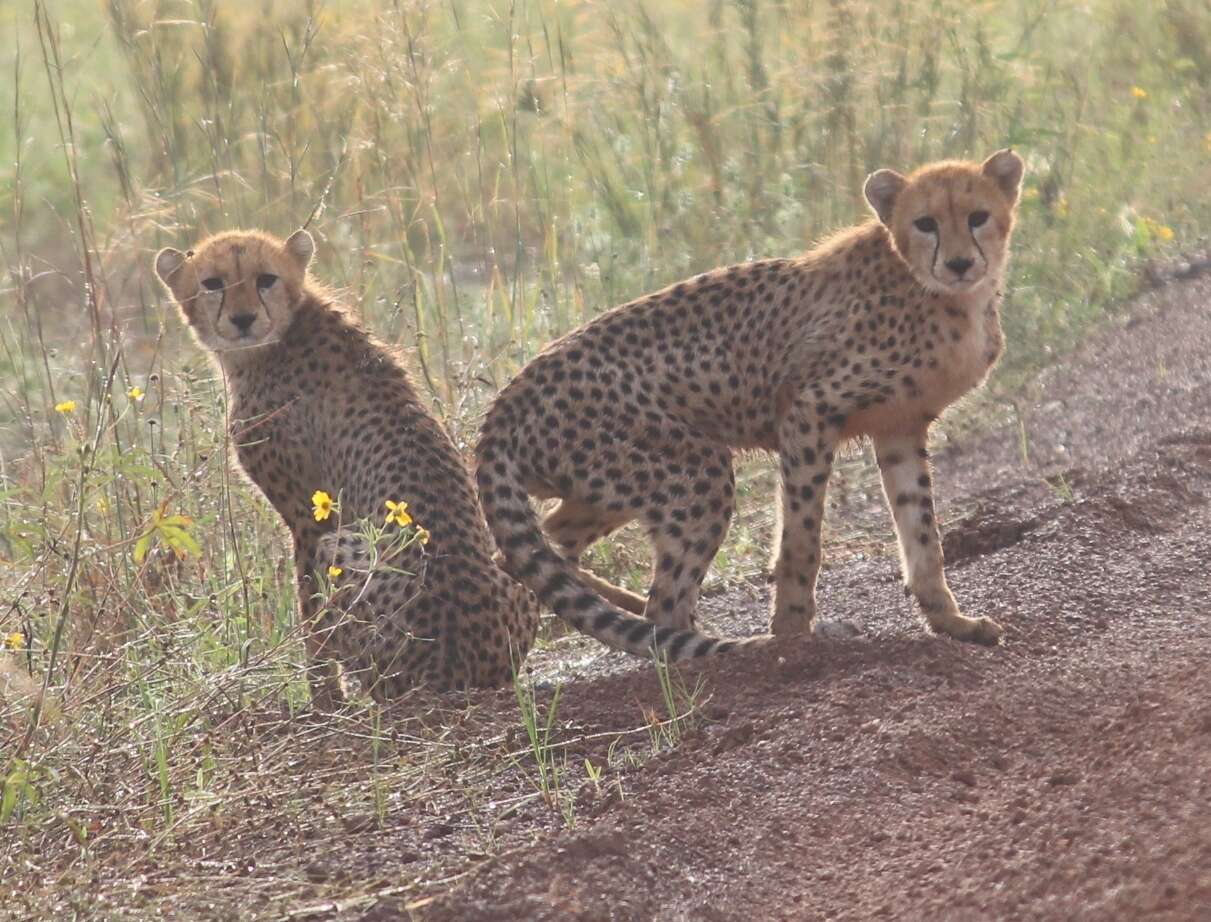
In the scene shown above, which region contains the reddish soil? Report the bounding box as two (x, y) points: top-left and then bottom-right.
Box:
(8, 276), (1211, 921)
(418, 430), (1211, 922)
(413, 275), (1211, 921)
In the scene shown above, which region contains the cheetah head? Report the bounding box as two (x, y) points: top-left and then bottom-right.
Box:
(864, 150), (1024, 295)
(154, 229), (314, 358)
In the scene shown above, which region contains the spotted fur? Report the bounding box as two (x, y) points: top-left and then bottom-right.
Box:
(155, 229), (539, 704)
(476, 151), (1025, 659)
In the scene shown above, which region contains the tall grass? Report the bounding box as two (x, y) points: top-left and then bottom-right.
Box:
(1, 0), (1209, 897)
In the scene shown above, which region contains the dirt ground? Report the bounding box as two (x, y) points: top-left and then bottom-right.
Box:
(412, 275), (1211, 921)
(7, 274), (1211, 921)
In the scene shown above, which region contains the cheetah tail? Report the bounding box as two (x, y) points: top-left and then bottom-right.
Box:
(475, 438), (763, 662)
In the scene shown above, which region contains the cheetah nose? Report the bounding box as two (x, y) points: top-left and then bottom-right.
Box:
(230, 313), (257, 334)
(945, 257), (974, 278)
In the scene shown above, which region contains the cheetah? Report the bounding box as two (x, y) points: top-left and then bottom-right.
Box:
(155, 229), (539, 705)
(476, 150), (1025, 660)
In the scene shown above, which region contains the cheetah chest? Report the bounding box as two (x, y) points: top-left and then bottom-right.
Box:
(846, 295), (1003, 438)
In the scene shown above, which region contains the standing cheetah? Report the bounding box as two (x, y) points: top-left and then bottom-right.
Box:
(476, 150), (1024, 660)
(155, 229), (539, 705)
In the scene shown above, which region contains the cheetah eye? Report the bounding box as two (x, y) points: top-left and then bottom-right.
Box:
(201, 277), (224, 291)
(256, 273), (278, 290)
(968, 210), (990, 229)
(913, 216), (938, 234)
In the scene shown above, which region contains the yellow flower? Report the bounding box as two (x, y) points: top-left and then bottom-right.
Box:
(327, 565), (343, 579)
(128, 386), (145, 401)
(1205, 131), (1211, 154)
(4, 631), (25, 651)
(1143, 217), (1175, 242)
(415, 526), (431, 546)
(54, 400), (76, 415)
(384, 499), (412, 528)
(312, 490), (335, 522)
(1131, 86), (1147, 99)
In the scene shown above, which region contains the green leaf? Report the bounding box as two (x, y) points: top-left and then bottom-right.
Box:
(1, 761), (33, 825)
(159, 524), (202, 559)
(133, 531), (153, 565)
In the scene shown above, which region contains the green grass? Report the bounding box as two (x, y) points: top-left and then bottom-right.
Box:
(2, 0), (1210, 896)
(511, 669), (576, 827)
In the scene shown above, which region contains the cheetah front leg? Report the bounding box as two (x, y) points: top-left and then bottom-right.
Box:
(874, 432), (1002, 644)
(303, 529), (402, 708)
(770, 401), (842, 637)
(297, 576), (345, 711)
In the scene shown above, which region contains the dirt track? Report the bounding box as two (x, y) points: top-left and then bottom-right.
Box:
(405, 275), (1211, 921)
(417, 431), (1211, 921)
(8, 277), (1210, 921)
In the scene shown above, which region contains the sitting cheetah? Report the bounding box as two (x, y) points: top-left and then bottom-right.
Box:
(155, 229), (539, 705)
(476, 150), (1025, 660)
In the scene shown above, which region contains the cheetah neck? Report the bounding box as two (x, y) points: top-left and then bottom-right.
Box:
(939, 277), (1003, 324)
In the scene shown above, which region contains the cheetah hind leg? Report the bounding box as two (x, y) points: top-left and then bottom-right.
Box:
(573, 567), (647, 615)
(541, 499), (647, 615)
(299, 589), (346, 712)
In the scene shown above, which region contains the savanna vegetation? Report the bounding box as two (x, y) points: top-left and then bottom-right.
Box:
(2, 0), (1209, 913)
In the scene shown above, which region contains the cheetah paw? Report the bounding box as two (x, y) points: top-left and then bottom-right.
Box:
(938, 614), (1003, 646)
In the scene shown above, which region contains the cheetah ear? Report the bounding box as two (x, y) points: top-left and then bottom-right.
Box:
(982, 149), (1024, 206)
(285, 229), (315, 269)
(154, 247), (188, 290)
(864, 169), (907, 225)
